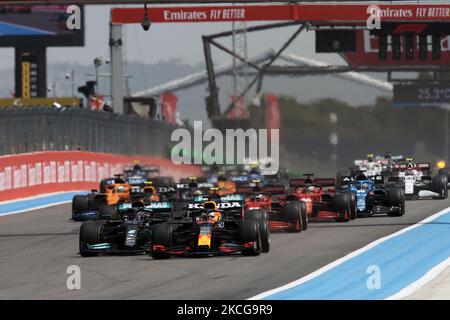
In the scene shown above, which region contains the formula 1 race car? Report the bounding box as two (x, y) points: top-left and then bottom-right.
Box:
(150, 193), (269, 258)
(124, 163), (160, 180)
(339, 153), (404, 188)
(78, 201), (173, 256)
(71, 183), (131, 221)
(238, 183), (308, 232)
(352, 153), (403, 177)
(125, 175), (148, 201)
(388, 159), (448, 200)
(216, 175), (237, 196)
(99, 174), (126, 193)
(289, 175), (356, 222)
(339, 171), (405, 217)
(175, 178), (216, 202)
(438, 167), (450, 187)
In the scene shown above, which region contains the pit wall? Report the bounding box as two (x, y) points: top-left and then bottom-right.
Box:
(0, 151), (201, 202)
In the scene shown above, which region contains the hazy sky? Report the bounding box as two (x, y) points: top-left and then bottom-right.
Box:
(0, 5), (346, 70)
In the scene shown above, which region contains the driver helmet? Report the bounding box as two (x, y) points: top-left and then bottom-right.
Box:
(256, 193), (265, 200)
(193, 189), (203, 196)
(181, 192), (193, 201)
(208, 211), (221, 223)
(361, 182), (369, 190)
(117, 185), (125, 193)
(148, 194), (159, 202)
(307, 185), (315, 193)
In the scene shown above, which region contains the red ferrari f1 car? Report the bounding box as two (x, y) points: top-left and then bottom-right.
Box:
(289, 174), (356, 222)
(237, 184), (308, 233)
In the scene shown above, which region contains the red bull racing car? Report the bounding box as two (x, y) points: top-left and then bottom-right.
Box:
(151, 192), (270, 258)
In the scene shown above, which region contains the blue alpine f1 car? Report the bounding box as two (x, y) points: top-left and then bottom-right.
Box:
(340, 172), (405, 217)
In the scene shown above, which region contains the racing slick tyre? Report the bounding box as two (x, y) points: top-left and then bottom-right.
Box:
(333, 193), (350, 222)
(244, 209), (269, 222)
(240, 220), (261, 256)
(432, 175), (448, 199)
(151, 223), (173, 259)
(348, 192), (357, 220)
(99, 205), (116, 220)
(79, 221), (103, 257)
(99, 179), (109, 193)
(387, 188), (405, 217)
(259, 209), (270, 221)
(244, 210), (270, 252)
(299, 201), (308, 230)
(285, 201), (303, 233)
(381, 170), (392, 184)
(259, 219), (270, 253)
(72, 195), (89, 216)
(439, 168), (450, 180)
(244, 210), (262, 221)
(336, 171), (348, 189)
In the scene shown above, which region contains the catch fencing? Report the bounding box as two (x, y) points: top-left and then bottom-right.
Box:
(0, 107), (174, 157)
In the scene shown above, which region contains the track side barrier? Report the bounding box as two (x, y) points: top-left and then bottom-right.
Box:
(0, 151), (201, 202)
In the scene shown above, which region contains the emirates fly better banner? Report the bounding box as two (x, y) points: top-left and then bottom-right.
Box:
(111, 4), (450, 24)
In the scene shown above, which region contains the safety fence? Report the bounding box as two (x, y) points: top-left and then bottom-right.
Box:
(0, 107), (175, 157)
(0, 151), (202, 202)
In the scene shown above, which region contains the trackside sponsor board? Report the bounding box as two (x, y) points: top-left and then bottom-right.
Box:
(112, 4), (450, 24)
(0, 151), (201, 202)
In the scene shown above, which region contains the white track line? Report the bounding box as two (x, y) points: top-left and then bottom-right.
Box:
(0, 190), (87, 217)
(0, 190), (84, 205)
(249, 205), (450, 300)
(387, 256), (450, 300)
(0, 200), (72, 217)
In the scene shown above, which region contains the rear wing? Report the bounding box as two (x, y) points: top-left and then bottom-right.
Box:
(176, 182), (215, 190)
(144, 201), (172, 211)
(186, 201), (243, 211)
(117, 201), (172, 212)
(340, 175), (384, 184)
(369, 175), (385, 184)
(393, 162), (430, 172)
(289, 178), (335, 187)
(192, 194), (245, 203)
(237, 185), (286, 195)
(142, 165), (160, 173)
(156, 186), (177, 194)
(229, 175), (250, 183)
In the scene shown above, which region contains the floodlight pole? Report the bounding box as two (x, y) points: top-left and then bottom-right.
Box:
(110, 21), (124, 114)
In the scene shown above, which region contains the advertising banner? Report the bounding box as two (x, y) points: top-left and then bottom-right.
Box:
(0, 151), (201, 202)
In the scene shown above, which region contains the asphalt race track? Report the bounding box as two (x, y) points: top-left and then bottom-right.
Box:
(1, 199), (449, 299)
